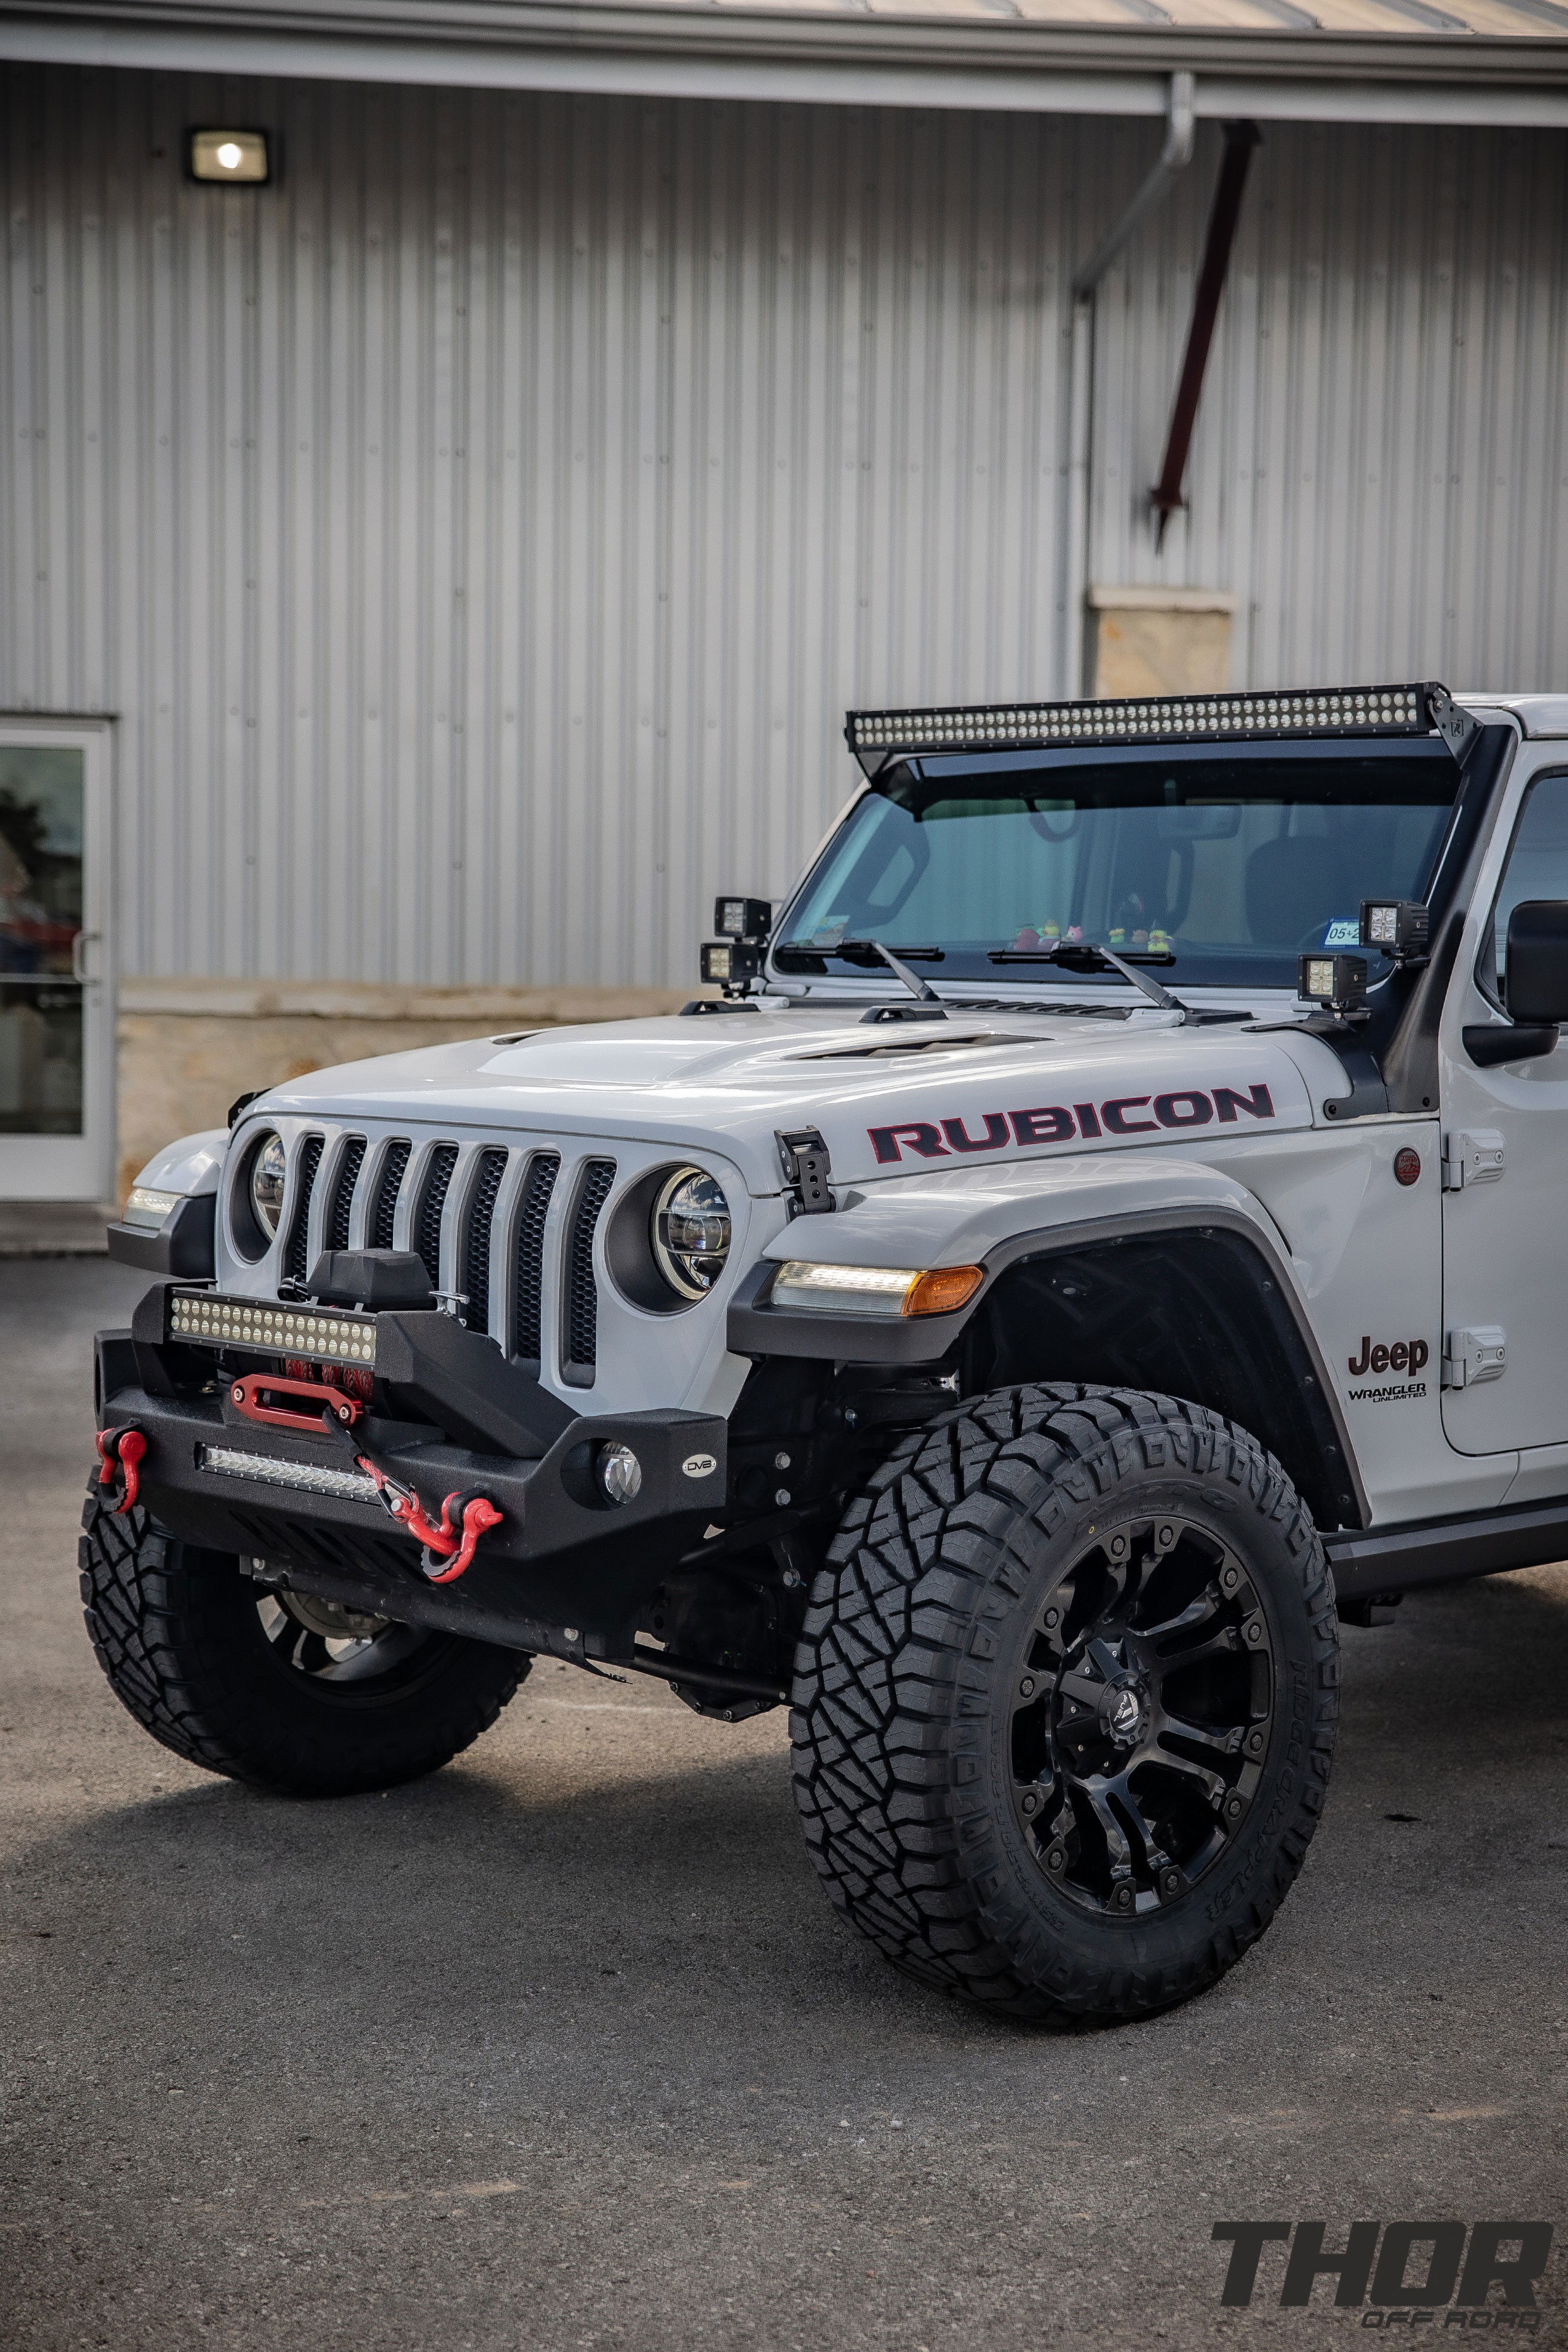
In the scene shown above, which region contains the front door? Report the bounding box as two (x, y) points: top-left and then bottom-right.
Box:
(0, 721), (113, 1201)
(1440, 757), (1568, 1455)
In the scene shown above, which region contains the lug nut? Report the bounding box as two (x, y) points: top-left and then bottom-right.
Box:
(774, 1451), (791, 1471)
(1162, 1869), (1181, 1894)
(1109, 1534), (1128, 1559)
(1047, 1847), (1065, 1872)
(1245, 1621), (1264, 1645)
(1114, 1885), (1134, 1909)
(1043, 1608), (1060, 1631)
(1021, 1790), (1041, 1816)
(1225, 1793), (1245, 1821)
(1222, 1566), (1240, 1592)
(1157, 1524), (1175, 1548)
(1245, 1728), (1265, 1757)
(1019, 1675), (1036, 1699)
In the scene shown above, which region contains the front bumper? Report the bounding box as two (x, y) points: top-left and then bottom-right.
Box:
(96, 1285), (727, 1661)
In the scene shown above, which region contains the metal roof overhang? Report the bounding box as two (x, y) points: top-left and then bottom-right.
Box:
(0, 0), (1564, 126)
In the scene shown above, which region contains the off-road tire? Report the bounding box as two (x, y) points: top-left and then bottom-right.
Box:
(80, 1478), (528, 1797)
(791, 1384), (1339, 2023)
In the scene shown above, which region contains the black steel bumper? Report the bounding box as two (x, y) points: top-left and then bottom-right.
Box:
(95, 1287), (727, 1661)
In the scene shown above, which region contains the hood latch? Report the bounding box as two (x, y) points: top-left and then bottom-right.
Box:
(777, 1128), (835, 1217)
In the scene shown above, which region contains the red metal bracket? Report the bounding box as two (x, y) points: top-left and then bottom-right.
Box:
(96, 1425), (148, 1516)
(1149, 120), (1261, 549)
(230, 1372), (362, 1436)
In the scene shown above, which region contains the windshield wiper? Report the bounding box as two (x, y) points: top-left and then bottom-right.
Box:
(854, 939), (945, 1005)
(988, 941), (1193, 1023)
(777, 937), (947, 1004)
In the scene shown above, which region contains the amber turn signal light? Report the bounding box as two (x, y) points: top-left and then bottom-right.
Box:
(904, 1265), (985, 1317)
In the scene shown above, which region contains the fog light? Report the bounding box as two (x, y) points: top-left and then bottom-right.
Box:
(598, 1444), (643, 1505)
(189, 129), (270, 184)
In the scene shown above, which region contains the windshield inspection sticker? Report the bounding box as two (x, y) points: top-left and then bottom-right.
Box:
(1322, 918), (1362, 946)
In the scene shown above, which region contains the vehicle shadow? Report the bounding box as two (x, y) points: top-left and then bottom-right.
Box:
(11, 1565), (1568, 2077)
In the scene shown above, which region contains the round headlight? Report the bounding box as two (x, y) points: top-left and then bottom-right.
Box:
(651, 1167), (731, 1301)
(249, 1132), (287, 1241)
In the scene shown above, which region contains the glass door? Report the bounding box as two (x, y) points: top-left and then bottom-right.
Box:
(0, 722), (113, 1201)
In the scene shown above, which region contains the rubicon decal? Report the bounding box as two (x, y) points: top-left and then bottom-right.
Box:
(868, 1084), (1275, 1165)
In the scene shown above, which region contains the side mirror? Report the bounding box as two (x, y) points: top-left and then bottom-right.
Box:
(1463, 900), (1568, 1068)
(1506, 901), (1568, 1024)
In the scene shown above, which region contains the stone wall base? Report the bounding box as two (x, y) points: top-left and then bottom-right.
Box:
(116, 980), (697, 1202)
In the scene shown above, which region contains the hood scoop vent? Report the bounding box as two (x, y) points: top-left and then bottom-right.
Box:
(790, 1031), (1045, 1063)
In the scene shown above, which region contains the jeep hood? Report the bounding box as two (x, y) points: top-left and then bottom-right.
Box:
(255, 1007), (1333, 1195)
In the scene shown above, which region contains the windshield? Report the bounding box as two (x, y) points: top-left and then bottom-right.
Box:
(775, 742), (1461, 991)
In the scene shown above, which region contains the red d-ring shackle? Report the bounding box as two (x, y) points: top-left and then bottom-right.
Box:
(96, 1425), (148, 1515)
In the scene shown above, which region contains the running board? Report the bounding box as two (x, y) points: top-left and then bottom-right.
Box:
(1325, 1496), (1568, 1599)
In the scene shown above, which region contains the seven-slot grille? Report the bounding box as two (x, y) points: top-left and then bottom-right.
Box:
(461, 1148), (509, 1332)
(513, 1152), (560, 1367)
(283, 1135), (325, 1285)
(238, 1132), (617, 1385)
(326, 1138), (366, 1251)
(370, 1140), (410, 1248)
(563, 1159), (616, 1381)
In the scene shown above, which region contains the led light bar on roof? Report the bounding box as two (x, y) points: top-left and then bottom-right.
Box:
(169, 1290), (377, 1367)
(847, 683), (1436, 764)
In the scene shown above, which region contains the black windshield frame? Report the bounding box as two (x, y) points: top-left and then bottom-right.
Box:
(772, 737), (1467, 994)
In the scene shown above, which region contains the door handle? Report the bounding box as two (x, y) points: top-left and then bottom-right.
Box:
(70, 929), (102, 984)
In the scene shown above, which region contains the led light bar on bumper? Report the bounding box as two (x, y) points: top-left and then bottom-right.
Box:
(847, 683), (1431, 763)
(169, 1290), (377, 1367)
(771, 1262), (984, 1319)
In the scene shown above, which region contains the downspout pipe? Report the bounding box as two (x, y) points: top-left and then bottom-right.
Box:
(1063, 71), (1196, 696)
(1072, 70), (1197, 304)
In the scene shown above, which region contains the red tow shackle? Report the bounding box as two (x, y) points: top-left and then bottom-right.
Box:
(336, 1425), (503, 1586)
(419, 1491), (506, 1585)
(96, 1425), (148, 1516)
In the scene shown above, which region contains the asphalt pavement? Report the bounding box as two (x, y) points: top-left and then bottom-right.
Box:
(2, 1257), (1565, 2351)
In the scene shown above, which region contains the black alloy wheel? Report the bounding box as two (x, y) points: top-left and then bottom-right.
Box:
(1008, 1515), (1271, 1918)
(791, 1383), (1339, 2023)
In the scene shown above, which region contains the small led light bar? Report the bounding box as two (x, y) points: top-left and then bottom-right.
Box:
(714, 897), (772, 941)
(847, 683), (1436, 767)
(169, 1291), (377, 1367)
(1360, 898), (1432, 964)
(1298, 953), (1370, 1016)
(198, 1445), (380, 1504)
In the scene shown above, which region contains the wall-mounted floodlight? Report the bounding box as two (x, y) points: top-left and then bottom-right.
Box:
(188, 129), (270, 185)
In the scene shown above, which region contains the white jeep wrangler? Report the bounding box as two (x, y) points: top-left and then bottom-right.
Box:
(88, 680), (1568, 2025)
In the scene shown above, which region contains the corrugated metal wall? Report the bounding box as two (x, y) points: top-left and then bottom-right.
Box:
(2, 63), (1564, 990)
